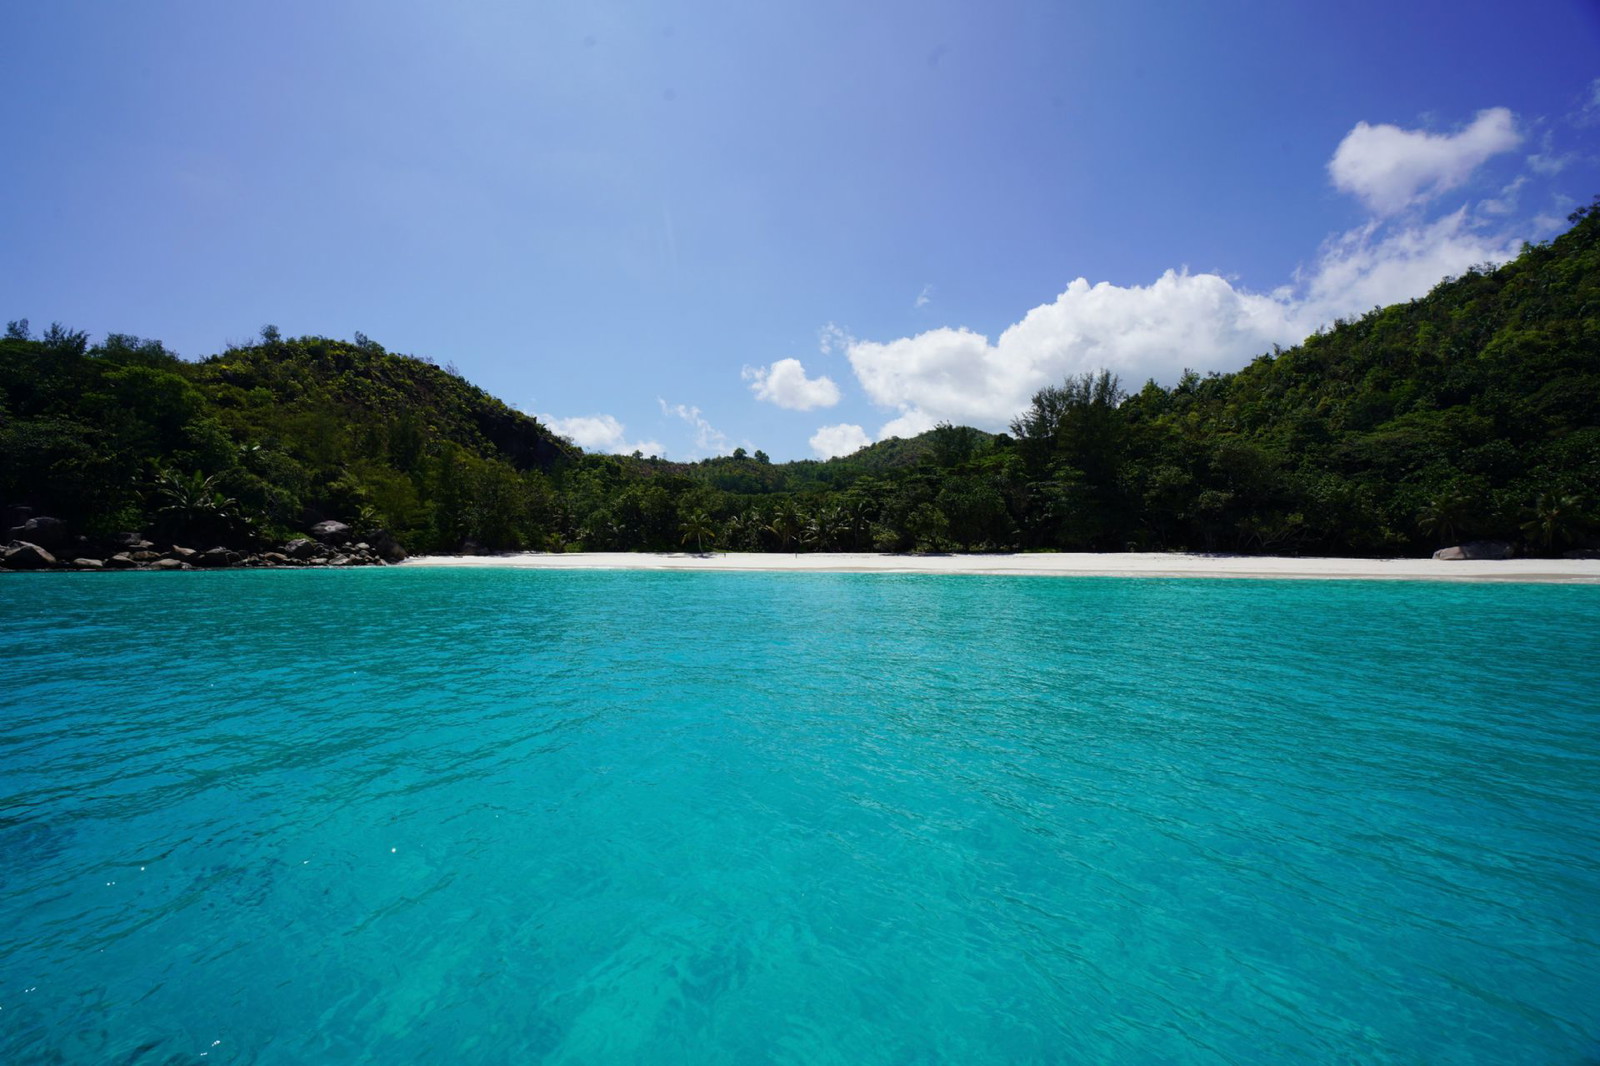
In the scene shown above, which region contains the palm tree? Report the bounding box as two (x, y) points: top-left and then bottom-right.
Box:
(1521, 493), (1584, 551)
(1416, 488), (1476, 545)
(722, 512), (754, 551)
(803, 506), (843, 552)
(840, 497), (874, 551)
(152, 468), (249, 541)
(679, 510), (716, 555)
(764, 502), (802, 552)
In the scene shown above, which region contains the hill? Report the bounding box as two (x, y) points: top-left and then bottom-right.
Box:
(0, 331), (573, 553)
(2, 200), (1596, 560)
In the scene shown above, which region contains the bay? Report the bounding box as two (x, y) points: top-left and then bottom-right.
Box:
(1, 569), (1597, 1063)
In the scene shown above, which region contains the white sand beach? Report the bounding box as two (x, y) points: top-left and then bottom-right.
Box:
(399, 551), (1600, 583)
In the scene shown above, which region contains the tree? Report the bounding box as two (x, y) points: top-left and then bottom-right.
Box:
(803, 506), (843, 551)
(764, 501), (802, 551)
(1521, 493), (1586, 551)
(679, 510), (715, 554)
(1416, 487), (1479, 545)
(928, 421), (981, 468)
(41, 323), (89, 356)
(152, 468), (251, 543)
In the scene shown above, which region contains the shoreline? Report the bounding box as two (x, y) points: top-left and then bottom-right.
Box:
(397, 551), (1600, 584)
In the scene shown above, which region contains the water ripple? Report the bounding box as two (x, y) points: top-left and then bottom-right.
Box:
(1, 570), (1596, 1063)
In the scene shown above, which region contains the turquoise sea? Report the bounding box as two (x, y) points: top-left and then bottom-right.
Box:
(1, 569), (1597, 1064)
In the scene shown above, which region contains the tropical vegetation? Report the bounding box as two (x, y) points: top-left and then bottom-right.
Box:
(3, 201), (1596, 557)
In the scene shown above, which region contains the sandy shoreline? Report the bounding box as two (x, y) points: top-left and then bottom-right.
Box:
(398, 551), (1600, 584)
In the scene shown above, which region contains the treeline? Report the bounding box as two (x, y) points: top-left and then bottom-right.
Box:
(3, 202), (1596, 557)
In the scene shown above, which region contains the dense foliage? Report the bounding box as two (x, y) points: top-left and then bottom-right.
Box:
(3, 203), (1596, 556)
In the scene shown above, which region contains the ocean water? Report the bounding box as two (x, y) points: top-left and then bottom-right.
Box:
(1, 569), (1597, 1065)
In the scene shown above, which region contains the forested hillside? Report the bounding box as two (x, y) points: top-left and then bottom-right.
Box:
(3, 201), (1596, 558)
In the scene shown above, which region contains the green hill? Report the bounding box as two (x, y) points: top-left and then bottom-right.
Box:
(3, 200), (1596, 558)
(0, 331), (573, 552)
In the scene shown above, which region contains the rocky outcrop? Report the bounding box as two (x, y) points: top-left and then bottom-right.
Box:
(1433, 541), (1516, 561)
(2, 542), (57, 569)
(1, 522), (405, 572)
(368, 530), (407, 563)
(5, 516), (67, 549)
(283, 538), (320, 560)
(310, 520), (353, 544)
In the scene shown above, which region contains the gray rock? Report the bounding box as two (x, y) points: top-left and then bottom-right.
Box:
(1434, 540), (1516, 561)
(281, 538), (318, 559)
(108, 532), (153, 550)
(368, 530), (408, 563)
(168, 546), (199, 561)
(195, 548), (240, 568)
(150, 558), (190, 571)
(262, 551), (292, 565)
(105, 554), (139, 569)
(70, 558), (105, 569)
(3, 542), (58, 570)
(6, 516), (67, 548)
(310, 520), (353, 544)
(129, 550), (162, 562)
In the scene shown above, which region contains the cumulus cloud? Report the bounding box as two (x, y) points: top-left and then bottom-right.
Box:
(541, 413), (663, 457)
(1299, 208), (1522, 319)
(659, 399), (731, 456)
(1328, 107), (1521, 215)
(842, 208), (1522, 438)
(742, 357), (841, 410)
(809, 423), (872, 459)
(845, 273), (1294, 435)
(829, 107), (1543, 441)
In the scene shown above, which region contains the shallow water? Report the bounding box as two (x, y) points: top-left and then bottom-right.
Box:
(2, 569), (1597, 1064)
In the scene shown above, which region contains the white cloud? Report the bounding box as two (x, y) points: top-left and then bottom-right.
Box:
(845, 273), (1295, 436)
(1328, 107), (1521, 215)
(842, 209), (1522, 438)
(1579, 78), (1600, 126)
(1527, 130), (1568, 175)
(742, 357), (841, 410)
(659, 399), (731, 456)
(877, 410), (938, 440)
(818, 322), (850, 355)
(914, 283), (933, 309)
(1478, 176), (1527, 215)
(540, 413), (663, 457)
(834, 108), (1539, 439)
(1295, 208), (1521, 322)
(809, 423), (872, 458)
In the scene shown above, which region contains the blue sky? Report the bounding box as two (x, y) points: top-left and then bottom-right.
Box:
(3, 1), (1597, 461)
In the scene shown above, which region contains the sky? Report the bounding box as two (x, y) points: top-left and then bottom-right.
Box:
(3, 1), (1597, 461)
